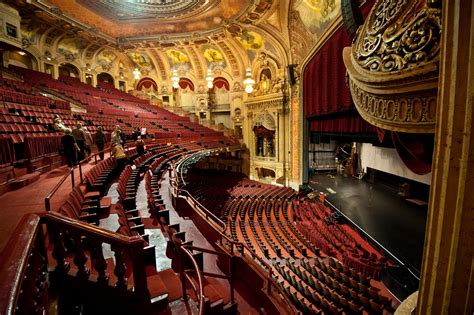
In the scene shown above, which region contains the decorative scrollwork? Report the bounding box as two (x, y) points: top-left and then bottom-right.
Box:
(368, 0), (409, 35)
(355, 1), (441, 72)
(348, 79), (437, 132)
(343, 0), (441, 133)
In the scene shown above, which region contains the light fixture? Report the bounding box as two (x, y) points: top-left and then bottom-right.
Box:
(206, 68), (214, 89)
(171, 69), (179, 89)
(18, 51), (26, 56)
(133, 68), (141, 80)
(243, 68), (255, 94)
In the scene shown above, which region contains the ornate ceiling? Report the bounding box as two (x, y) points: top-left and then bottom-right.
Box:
(29, 0), (257, 40)
(6, 0), (342, 87)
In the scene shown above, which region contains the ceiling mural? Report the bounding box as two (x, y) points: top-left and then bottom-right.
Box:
(289, 0), (340, 64)
(78, 0), (210, 21)
(57, 37), (87, 61)
(96, 50), (117, 70)
(166, 49), (190, 65)
(237, 31), (265, 50)
(44, 0), (252, 39)
(9, 0), (293, 86)
(203, 47), (226, 69)
(128, 51), (153, 68)
(294, 0), (339, 36)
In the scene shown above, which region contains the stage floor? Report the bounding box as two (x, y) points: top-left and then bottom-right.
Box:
(308, 174), (427, 275)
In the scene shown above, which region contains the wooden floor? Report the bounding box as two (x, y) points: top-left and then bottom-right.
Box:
(308, 173), (427, 275)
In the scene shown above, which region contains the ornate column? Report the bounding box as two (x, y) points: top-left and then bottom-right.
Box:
(416, 0), (474, 314)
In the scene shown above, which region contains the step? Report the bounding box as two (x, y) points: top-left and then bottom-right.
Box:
(10, 171), (41, 190)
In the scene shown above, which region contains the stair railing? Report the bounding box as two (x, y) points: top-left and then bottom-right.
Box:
(0, 212), (152, 314)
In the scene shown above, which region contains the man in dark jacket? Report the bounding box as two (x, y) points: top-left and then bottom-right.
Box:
(61, 128), (78, 167)
(95, 126), (107, 160)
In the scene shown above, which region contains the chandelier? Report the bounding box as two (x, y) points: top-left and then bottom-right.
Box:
(243, 68), (255, 93)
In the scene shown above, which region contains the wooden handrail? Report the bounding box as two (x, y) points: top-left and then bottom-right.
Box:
(180, 246), (205, 315)
(0, 212), (151, 315)
(44, 166), (75, 211)
(0, 214), (41, 315)
(179, 189), (227, 232)
(43, 211), (144, 246)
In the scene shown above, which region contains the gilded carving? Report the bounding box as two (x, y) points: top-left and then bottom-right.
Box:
(355, 1), (441, 72)
(349, 80), (437, 132)
(344, 0), (441, 133)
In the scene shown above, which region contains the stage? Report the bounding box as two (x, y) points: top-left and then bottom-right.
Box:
(308, 173), (427, 278)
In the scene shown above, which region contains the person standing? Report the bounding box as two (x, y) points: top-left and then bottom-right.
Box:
(83, 126), (93, 160)
(61, 128), (78, 168)
(112, 143), (127, 171)
(136, 136), (145, 155)
(95, 126), (106, 160)
(111, 125), (122, 146)
(72, 123), (86, 161)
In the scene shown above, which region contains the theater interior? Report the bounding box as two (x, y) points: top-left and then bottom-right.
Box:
(0, 0), (472, 314)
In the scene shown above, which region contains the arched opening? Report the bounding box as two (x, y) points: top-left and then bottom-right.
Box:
(174, 77), (195, 109)
(5, 50), (37, 70)
(58, 62), (80, 78)
(253, 112), (276, 158)
(137, 77), (158, 92)
(210, 76), (231, 128)
(97, 72), (114, 87)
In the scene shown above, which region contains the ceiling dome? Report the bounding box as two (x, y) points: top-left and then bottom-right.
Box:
(78, 0), (213, 21)
(43, 0), (253, 39)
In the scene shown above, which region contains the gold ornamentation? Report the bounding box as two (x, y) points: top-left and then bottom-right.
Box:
(355, 1), (441, 72)
(348, 79), (437, 132)
(344, 0), (441, 133)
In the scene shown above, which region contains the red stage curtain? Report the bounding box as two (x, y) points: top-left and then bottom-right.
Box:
(303, 28), (354, 118)
(303, 0), (376, 134)
(309, 113), (377, 134)
(391, 131), (433, 175)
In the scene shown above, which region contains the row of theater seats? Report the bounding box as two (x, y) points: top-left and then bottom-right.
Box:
(181, 170), (316, 259)
(293, 199), (387, 280)
(114, 203), (157, 267)
(275, 258), (394, 315)
(176, 167), (396, 314)
(57, 187), (109, 225)
(117, 164), (140, 209)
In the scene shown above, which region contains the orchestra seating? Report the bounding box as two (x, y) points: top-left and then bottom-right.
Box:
(176, 168), (396, 314)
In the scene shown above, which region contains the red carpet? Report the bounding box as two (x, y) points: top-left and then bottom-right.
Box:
(0, 164), (97, 254)
(142, 217), (162, 229)
(148, 268), (182, 301)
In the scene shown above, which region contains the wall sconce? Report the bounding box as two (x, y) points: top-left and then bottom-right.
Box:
(133, 68), (141, 80)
